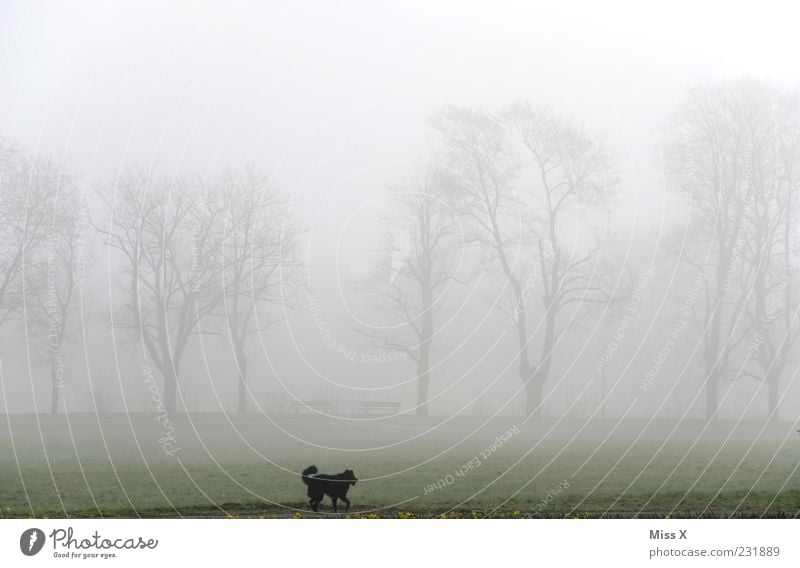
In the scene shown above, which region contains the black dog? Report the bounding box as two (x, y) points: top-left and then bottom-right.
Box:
(301, 465), (358, 512)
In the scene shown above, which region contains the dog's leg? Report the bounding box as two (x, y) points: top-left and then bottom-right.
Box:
(331, 496), (338, 513)
(341, 496), (350, 512)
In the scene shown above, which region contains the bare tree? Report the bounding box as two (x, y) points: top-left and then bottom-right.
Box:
(217, 169), (303, 413)
(730, 82), (800, 421)
(354, 167), (462, 416)
(0, 140), (62, 330)
(663, 80), (797, 420)
(95, 170), (227, 414)
(430, 106), (530, 414)
(26, 176), (93, 414)
(504, 102), (617, 417)
(431, 104), (616, 418)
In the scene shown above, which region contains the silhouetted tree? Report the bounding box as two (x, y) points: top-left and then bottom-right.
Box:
(354, 166), (462, 416)
(504, 102), (618, 417)
(432, 104), (616, 418)
(663, 80), (800, 420)
(0, 140), (62, 330)
(26, 174), (93, 414)
(95, 170), (227, 414)
(216, 169), (303, 413)
(729, 81), (800, 421)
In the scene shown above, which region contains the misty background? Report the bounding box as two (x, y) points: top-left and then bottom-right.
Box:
(2, 0), (800, 424)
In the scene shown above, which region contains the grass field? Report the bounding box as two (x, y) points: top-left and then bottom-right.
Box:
(1, 414), (799, 518)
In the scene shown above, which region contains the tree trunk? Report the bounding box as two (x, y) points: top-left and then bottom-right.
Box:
(416, 359), (430, 417)
(524, 304), (556, 419)
(162, 365), (178, 414)
(417, 288), (433, 417)
(705, 372), (719, 421)
(766, 372), (779, 422)
(600, 359), (606, 420)
(767, 382), (779, 421)
(50, 367), (60, 415)
(513, 300), (537, 417)
(525, 376), (543, 420)
(703, 249), (730, 422)
(236, 349), (249, 414)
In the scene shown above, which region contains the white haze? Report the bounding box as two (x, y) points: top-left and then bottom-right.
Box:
(1, 0), (799, 420)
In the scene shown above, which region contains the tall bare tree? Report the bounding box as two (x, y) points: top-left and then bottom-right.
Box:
(663, 80), (800, 420)
(504, 102), (617, 417)
(430, 106), (530, 413)
(0, 140), (62, 330)
(217, 169), (303, 413)
(730, 82), (800, 421)
(431, 104), (616, 418)
(355, 167), (462, 416)
(95, 170), (227, 413)
(26, 175), (93, 414)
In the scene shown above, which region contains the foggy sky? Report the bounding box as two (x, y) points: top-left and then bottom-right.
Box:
(1, 0), (799, 417)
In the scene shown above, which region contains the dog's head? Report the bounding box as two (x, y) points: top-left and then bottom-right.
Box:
(344, 469), (358, 485)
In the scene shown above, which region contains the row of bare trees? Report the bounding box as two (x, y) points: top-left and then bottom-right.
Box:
(0, 147), (302, 415)
(2, 78), (800, 420)
(665, 79), (800, 421)
(94, 168), (302, 414)
(357, 80), (800, 421)
(357, 103), (618, 417)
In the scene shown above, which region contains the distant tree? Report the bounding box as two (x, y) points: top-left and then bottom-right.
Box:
(95, 170), (227, 414)
(26, 174), (93, 414)
(431, 104), (616, 418)
(0, 140), (61, 330)
(354, 167), (462, 416)
(430, 106), (531, 414)
(503, 102), (618, 417)
(216, 168), (303, 413)
(664, 80), (800, 420)
(729, 82), (800, 420)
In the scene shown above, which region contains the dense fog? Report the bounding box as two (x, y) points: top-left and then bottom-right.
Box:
(2, 0), (800, 428)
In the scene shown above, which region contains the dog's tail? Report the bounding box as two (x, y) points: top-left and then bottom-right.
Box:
(301, 465), (318, 486)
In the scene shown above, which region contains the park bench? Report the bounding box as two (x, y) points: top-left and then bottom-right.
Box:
(360, 401), (401, 415)
(288, 400), (335, 414)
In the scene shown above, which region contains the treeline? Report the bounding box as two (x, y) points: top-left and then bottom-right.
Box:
(1, 78), (799, 421)
(353, 78), (800, 421)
